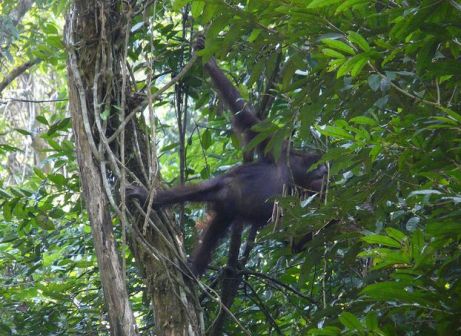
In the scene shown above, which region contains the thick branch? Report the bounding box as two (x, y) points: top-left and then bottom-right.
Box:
(0, 97), (67, 104)
(0, 58), (41, 94)
(10, 0), (34, 26)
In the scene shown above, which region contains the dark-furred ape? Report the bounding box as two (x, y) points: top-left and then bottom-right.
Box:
(127, 36), (326, 276)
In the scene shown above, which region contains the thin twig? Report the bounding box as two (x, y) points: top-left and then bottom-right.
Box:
(245, 269), (319, 305)
(375, 68), (442, 108)
(92, 45), (121, 178)
(0, 97), (67, 104)
(244, 280), (283, 335)
(119, 0), (133, 284)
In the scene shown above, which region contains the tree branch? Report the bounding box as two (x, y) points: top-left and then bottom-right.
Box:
(0, 97), (67, 104)
(10, 0), (35, 26)
(244, 279), (283, 335)
(0, 58), (41, 94)
(245, 269), (319, 305)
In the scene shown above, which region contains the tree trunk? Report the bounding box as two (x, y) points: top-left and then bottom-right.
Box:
(65, 1), (138, 335)
(65, 1), (203, 335)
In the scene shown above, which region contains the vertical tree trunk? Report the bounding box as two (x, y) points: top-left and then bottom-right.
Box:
(129, 206), (204, 336)
(65, 1), (203, 335)
(65, 1), (138, 335)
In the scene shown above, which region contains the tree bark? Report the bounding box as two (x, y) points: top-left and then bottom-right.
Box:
(129, 206), (204, 336)
(65, 2), (138, 335)
(10, 0), (35, 26)
(65, 1), (203, 335)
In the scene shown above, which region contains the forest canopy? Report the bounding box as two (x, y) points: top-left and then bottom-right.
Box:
(0, 0), (460, 335)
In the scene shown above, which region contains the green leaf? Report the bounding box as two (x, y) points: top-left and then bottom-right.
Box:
(48, 117), (72, 134)
(365, 312), (378, 330)
(172, 0), (189, 11)
(46, 35), (64, 49)
(335, 0), (367, 13)
(201, 3), (220, 24)
(0, 144), (21, 152)
(43, 250), (61, 266)
(3, 202), (12, 221)
(161, 142), (179, 152)
(433, 116), (458, 126)
(308, 326), (341, 335)
(0, 323), (12, 334)
(307, 0), (342, 9)
(33, 168), (46, 179)
(348, 31), (370, 52)
(350, 116), (377, 126)
(370, 143), (382, 161)
(442, 107), (461, 123)
(201, 129), (212, 150)
(359, 248), (410, 269)
(15, 128), (32, 136)
(321, 39), (355, 55)
(0, 188), (11, 199)
(322, 48), (345, 59)
(327, 58), (346, 72)
(411, 229), (424, 260)
(48, 173), (66, 186)
(339, 312), (363, 331)
(361, 282), (431, 305)
(249, 60), (264, 87)
(47, 139), (62, 151)
(318, 126), (354, 140)
(36, 115), (49, 125)
(337, 54), (368, 78)
(362, 234), (401, 248)
(350, 55), (368, 77)
(43, 23), (59, 35)
(416, 36), (437, 75)
(14, 287), (38, 300)
(427, 221), (461, 236)
(36, 214), (55, 230)
(385, 227), (406, 243)
(336, 58), (354, 78)
(191, 1), (205, 18)
(100, 109), (110, 121)
(247, 28), (262, 42)
(49, 208), (65, 219)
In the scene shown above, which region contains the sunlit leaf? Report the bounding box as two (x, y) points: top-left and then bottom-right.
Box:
(348, 31), (370, 52)
(350, 116), (377, 126)
(321, 39), (356, 55)
(362, 234), (401, 248)
(307, 0), (342, 9)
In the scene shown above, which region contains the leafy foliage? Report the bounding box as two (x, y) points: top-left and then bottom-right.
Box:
(187, 0), (461, 334)
(1, 0), (460, 334)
